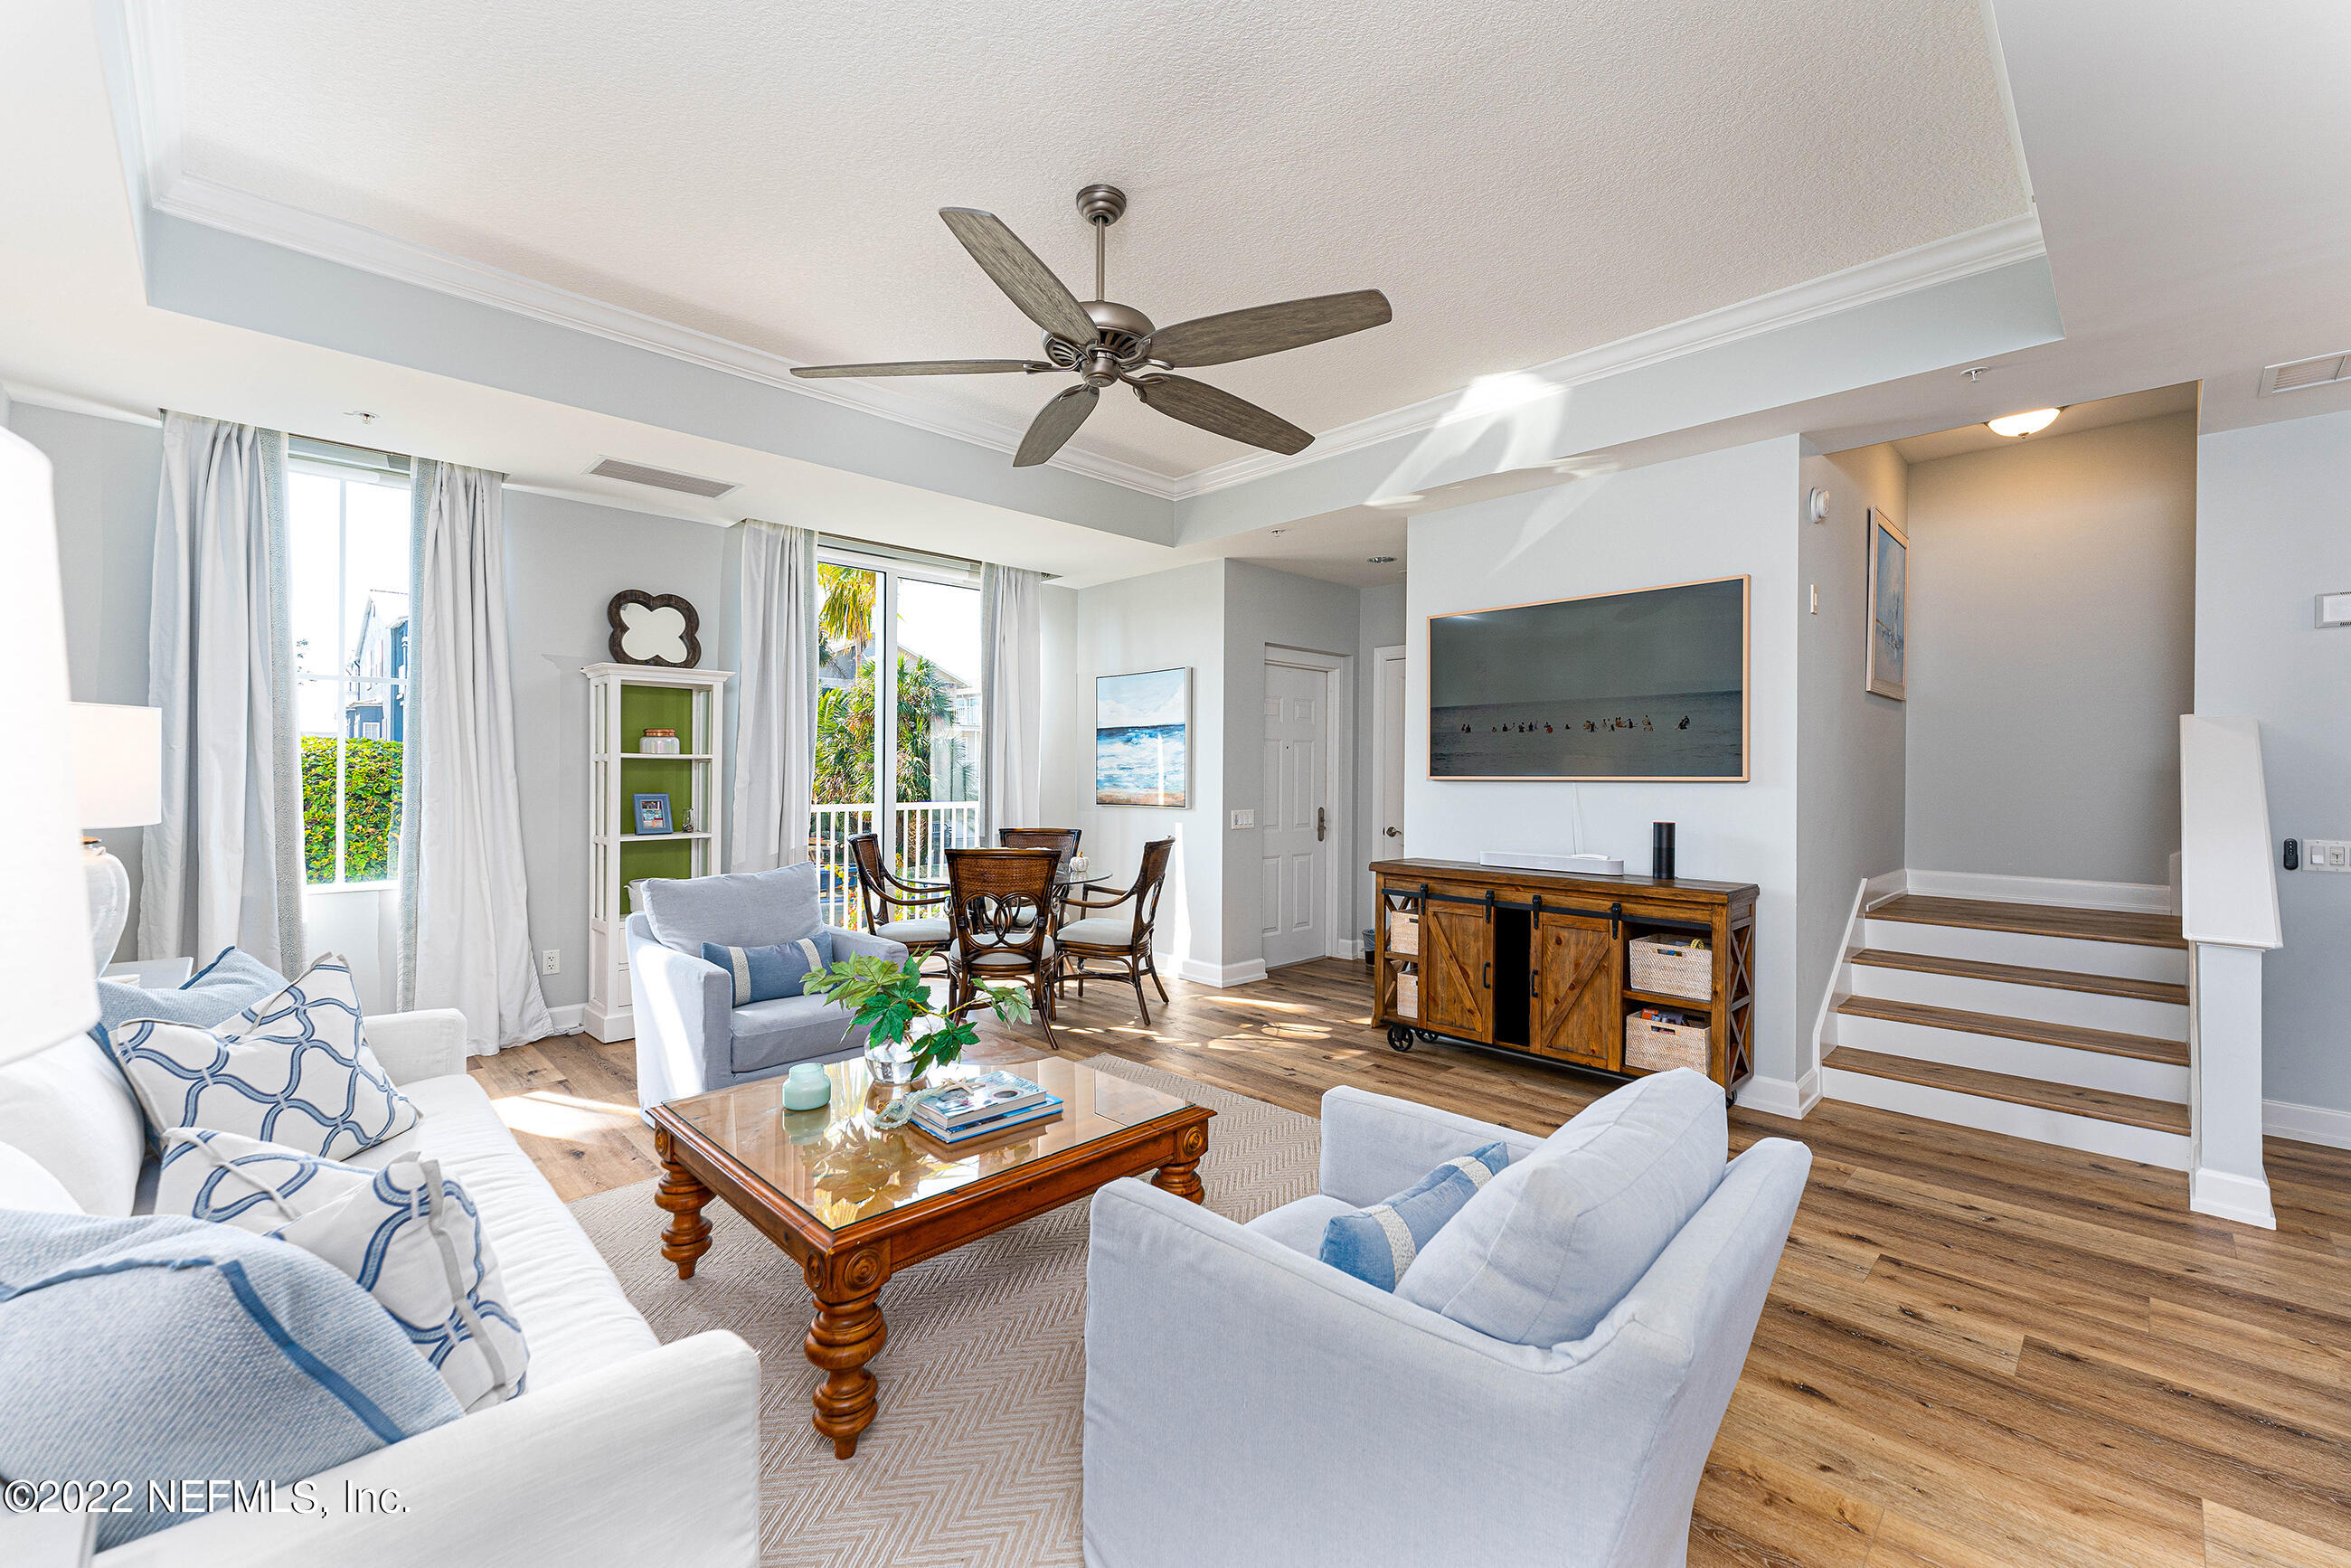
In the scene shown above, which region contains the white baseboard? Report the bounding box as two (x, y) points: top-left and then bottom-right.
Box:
(1904, 868), (2172, 913)
(1860, 867), (1910, 911)
(1735, 1071), (1818, 1119)
(2265, 1097), (2351, 1150)
(544, 1003), (585, 1036)
(582, 1000), (632, 1044)
(2189, 1167), (2277, 1229)
(1177, 959), (1270, 987)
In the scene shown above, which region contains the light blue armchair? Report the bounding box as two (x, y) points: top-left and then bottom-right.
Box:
(1081, 1083), (1810, 1568)
(626, 862), (907, 1112)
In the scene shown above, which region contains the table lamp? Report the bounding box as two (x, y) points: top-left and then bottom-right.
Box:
(70, 703), (164, 970)
(0, 427), (99, 1064)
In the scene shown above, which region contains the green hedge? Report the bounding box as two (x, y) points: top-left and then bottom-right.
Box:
(302, 736), (402, 883)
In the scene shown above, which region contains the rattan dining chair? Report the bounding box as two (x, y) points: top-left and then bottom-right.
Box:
(847, 832), (950, 974)
(942, 847), (1062, 1050)
(1054, 837), (1174, 1025)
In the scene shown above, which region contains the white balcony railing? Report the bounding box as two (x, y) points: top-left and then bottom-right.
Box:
(809, 800), (983, 929)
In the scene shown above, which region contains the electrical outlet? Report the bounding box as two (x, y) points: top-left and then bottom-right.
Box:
(2301, 838), (2351, 873)
(1230, 808), (1256, 829)
(541, 949), (562, 975)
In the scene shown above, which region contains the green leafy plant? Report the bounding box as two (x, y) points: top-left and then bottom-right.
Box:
(300, 736), (403, 883)
(803, 954), (1034, 1075)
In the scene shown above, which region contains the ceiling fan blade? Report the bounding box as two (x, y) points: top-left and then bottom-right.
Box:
(1144, 289), (1392, 368)
(939, 208), (1098, 345)
(791, 359), (1049, 378)
(1132, 375), (1312, 455)
(1014, 384), (1100, 467)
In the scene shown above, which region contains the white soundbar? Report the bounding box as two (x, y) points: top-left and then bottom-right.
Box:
(1479, 850), (1625, 876)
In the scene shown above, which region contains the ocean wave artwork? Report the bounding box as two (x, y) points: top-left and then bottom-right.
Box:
(1097, 668), (1188, 807)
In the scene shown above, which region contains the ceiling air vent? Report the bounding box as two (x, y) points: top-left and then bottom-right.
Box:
(2258, 352), (2351, 396)
(587, 457), (737, 499)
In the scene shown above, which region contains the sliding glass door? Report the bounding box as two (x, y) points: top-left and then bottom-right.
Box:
(811, 552), (983, 926)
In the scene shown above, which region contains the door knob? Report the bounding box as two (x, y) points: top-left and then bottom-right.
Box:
(1383, 826), (1402, 837)
(1317, 807), (1327, 842)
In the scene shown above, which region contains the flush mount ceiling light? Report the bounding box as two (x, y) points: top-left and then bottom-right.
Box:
(1987, 407), (2062, 439)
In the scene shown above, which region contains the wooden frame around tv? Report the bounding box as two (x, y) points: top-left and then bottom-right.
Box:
(1425, 573), (1751, 783)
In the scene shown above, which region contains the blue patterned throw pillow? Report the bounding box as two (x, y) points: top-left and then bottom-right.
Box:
(104, 956), (420, 1158)
(158, 1129), (527, 1412)
(703, 931), (835, 1005)
(94, 946), (288, 1037)
(1320, 1141), (1515, 1291)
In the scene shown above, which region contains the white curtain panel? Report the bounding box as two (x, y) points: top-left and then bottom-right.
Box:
(979, 562), (1043, 838)
(731, 521), (819, 871)
(397, 461), (554, 1053)
(138, 413), (307, 973)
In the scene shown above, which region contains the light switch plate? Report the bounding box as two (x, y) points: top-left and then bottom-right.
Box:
(2302, 838), (2351, 872)
(2318, 591), (2351, 628)
(1230, 808), (1255, 829)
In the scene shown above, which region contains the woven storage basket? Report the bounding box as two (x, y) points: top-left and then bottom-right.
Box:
(1393, 968), (1419, 1019)
(1629, 934), (1712, 1000)
(1387, 911), (1420, 956)
(1625, 1012), (1710, 1074)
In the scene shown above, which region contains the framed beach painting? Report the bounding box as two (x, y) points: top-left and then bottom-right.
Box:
(1096, 668), (1189, 808)
(1865, 507), (1908, 701)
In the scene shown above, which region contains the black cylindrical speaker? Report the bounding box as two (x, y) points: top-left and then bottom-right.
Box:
(1652, 822), (1676, 881)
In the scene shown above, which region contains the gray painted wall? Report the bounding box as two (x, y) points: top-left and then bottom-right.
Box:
(1797, 443), (1909, 1061)
(503, 489), (727, 1010)
(2195, 410), (2351, 1115)
(14, 402), (165, 959)
(1903, 413), (2196, 885)
(1220, 562), (1365, 971)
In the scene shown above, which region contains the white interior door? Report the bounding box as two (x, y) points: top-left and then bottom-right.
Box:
(1261, 660), (1330, 969)
(1374, 645), (1406, 859)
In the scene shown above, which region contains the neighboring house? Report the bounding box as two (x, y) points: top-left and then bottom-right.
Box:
(344, 588), (410, 741)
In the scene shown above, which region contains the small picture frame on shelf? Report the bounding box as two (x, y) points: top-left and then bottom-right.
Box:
(633, 792), (673, 835)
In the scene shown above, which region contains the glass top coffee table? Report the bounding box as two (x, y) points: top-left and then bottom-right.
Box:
(647, 1053), (1213, 1458)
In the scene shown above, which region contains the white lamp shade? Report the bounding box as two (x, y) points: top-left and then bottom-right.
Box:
(70, 703), (163, 827)
(0, 428), (99, 1061)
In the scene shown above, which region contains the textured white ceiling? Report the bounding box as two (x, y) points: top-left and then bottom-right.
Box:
(177, 0), (2025, 480)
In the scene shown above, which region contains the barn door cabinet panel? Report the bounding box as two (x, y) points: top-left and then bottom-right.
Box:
(1371, 858), (1757, 1094)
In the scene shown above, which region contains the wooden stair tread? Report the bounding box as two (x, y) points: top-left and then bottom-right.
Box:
(1867, 894), (2186, 949)
(1836, 995), (2187, 1065)
(1822, 1046), (2190, 1134)
(1847, 948), (2188, 1006)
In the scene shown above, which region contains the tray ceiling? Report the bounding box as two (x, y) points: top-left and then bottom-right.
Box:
(169, 0), (2025, 482)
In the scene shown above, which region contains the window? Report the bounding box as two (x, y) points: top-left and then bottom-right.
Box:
(288, 445), (411, 887)
(810, 550), (984, 925)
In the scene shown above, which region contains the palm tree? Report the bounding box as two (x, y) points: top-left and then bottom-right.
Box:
(818, 563), (876, 664)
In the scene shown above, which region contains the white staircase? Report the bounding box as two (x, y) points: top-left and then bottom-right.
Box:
(1819, 894), (2194, 1168)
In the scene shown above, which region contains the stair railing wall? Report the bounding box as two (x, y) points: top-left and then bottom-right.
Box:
(2177, 713), (2283, 1228)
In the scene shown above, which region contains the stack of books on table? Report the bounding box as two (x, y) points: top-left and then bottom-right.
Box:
(911, 1072), (1063, 1144)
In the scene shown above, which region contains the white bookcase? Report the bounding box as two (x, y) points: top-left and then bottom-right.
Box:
(582, 661), (732, 1043)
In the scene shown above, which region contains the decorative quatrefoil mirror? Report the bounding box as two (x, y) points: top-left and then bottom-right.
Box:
(606, 590), (702, 668)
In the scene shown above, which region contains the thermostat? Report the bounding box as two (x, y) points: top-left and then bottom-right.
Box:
(2318, 591), (2351, 628)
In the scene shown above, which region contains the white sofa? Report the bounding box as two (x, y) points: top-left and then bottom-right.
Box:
(0, 1010), (760, 1566)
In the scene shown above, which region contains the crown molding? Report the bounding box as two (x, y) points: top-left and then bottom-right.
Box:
(105, 0), (2041, 513)
(1167, 212), (2046, 499)
(2, 380), (164, 428)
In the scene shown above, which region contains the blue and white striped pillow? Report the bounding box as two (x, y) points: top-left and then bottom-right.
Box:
(702, 931), (834, 1006)
(157, 1129), (527, 1413)
(1319, 1141), (1515, 1291)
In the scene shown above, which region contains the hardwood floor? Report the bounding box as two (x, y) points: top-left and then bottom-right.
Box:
(474, 957), (2351, 1567)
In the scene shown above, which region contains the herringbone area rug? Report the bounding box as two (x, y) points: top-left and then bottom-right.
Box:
(570, 1059), (1319, 1568)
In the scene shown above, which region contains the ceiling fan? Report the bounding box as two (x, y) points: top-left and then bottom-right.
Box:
(791, 184), (1393, 467)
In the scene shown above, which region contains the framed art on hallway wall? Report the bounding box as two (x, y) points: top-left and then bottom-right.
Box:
(1865, 507), (1908, 701)
(1096, 668), (1189, 808)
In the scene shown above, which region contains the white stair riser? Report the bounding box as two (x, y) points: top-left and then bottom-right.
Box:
(1861, 918), (2186, 984)
(1837, 1014), (2190, 1101)
(1821, 1067), (2192, 1170)
(1849, 965), (2187, 1041)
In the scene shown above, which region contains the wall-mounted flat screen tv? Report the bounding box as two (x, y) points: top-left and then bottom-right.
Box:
(1429, 575), (1749, 781)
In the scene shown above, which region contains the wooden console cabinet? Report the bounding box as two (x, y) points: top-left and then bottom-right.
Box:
(1371, 858), (1758, 1093)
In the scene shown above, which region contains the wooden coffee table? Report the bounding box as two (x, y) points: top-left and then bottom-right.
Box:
(647, 1054), (1212, 1458)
